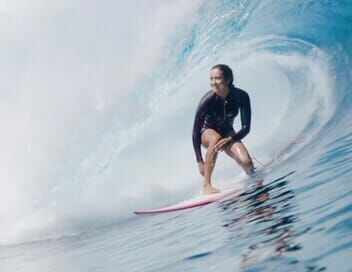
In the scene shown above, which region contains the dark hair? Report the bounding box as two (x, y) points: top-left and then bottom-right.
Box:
(211, 64), (234, 86)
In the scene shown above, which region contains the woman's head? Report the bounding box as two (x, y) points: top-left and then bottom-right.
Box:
(210, 64), (234, 94)
(211, 64), (234, 86)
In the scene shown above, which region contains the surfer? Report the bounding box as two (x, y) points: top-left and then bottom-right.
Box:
(192, 64), (254, 194)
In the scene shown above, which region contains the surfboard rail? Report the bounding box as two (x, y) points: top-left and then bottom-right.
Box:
(134, 185), (243, 215)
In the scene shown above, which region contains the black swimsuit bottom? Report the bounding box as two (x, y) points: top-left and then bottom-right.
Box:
(200, 127), (235, 138)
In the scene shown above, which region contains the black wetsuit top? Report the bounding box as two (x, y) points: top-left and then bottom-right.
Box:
(192, 86), (251, 162)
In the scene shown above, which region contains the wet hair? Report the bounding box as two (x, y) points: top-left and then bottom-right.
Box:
(211, 64), (234, 86)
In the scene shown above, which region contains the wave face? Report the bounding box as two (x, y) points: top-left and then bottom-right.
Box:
(0, 0), (351, 250)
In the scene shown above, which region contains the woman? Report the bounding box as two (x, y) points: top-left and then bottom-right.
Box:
(192, 64), (254, 194)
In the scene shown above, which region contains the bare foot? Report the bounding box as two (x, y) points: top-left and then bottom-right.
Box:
(203, 185), (220, 194)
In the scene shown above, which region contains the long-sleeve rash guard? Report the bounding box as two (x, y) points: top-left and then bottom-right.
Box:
(192, 86), (251, 162)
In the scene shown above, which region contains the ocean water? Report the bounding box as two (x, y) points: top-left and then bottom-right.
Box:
(1, 0), (351, 271)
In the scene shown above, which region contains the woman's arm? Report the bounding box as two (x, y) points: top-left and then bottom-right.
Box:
(230, 91), (251, 141)
(192, 92), (212, 162)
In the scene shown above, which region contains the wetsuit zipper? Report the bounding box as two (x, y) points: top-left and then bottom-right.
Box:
(224, 100), (227, 121)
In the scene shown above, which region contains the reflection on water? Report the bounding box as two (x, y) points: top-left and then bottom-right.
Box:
(218, 172), (326, 271)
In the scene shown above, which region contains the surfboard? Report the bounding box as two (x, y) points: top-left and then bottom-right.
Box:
(134, 184), (244, 215)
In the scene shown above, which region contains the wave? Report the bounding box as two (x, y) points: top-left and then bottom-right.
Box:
(0, 0), (350, 245)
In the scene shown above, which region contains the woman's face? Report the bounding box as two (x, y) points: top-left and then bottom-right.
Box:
(210, 68), (229, 94)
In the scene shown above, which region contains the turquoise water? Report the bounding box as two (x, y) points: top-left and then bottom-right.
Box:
(1, 1), (351, 271)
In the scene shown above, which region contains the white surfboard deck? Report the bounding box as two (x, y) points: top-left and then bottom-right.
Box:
(134, 184), (244, 215)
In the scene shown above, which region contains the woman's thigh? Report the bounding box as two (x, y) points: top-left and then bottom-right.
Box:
(201, 129), (222, 148)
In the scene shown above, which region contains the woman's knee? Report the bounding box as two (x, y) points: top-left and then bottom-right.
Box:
(201, 129), (221, 148)
(205, 136), (221, 162)
(209, 135), (221, 147)
(208, 135), (221, 150)
(207, 138), (220, 155)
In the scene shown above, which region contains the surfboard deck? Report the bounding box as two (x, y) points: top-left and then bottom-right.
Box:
(134, 184), (244, 215)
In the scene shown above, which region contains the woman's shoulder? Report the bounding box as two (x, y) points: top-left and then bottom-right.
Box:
(232, 86), (249, 98)
(199, 90), (215, 103)
(231, 86), (250, 105)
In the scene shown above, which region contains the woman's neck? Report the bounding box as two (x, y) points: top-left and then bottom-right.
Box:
(217, 87), (230, 101)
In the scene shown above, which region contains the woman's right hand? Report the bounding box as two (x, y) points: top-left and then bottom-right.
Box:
(198, 161), (205, 176)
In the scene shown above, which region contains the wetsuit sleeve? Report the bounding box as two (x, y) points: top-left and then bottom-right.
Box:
(192, 95), (210, 162)
(230, 92), (251, 142)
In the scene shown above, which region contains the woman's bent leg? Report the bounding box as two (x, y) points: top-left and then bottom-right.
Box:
(201, 129), (222, 194)
(225, 141), (255, 175)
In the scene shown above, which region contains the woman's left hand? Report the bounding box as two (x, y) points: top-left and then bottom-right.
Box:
(214, 137), (232, 152)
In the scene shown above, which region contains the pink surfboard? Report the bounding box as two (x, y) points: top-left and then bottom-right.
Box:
(134, 185), (243, 215)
